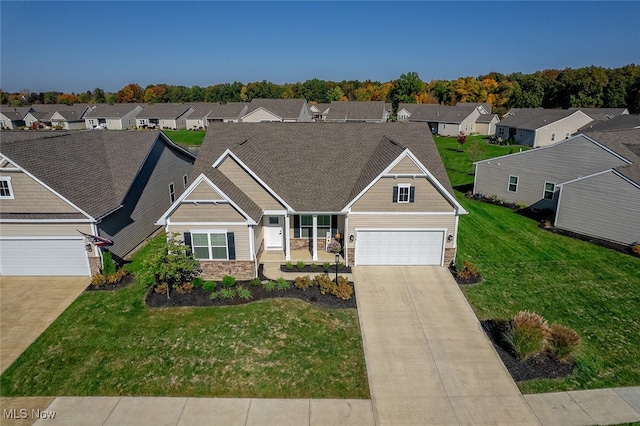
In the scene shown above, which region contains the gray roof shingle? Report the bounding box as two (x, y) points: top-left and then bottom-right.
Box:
(244, 99), (308, 120)
(136, 103), (193, 119)
(497, 109), (582, 130)
(568, 107), (629, 121)
(579, 114), (640, 132)
(398, 103), (480, 124)
(195, 123), (454, 212)
(325, 101), (388, 122)
(83, 104), (145, 119)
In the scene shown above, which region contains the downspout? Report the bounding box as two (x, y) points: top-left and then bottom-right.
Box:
(249, 226), (258, 279)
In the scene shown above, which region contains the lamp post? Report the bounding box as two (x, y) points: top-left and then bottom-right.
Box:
(335, 253), (340, 283)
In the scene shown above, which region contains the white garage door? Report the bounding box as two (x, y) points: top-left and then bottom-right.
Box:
(0, 238), (91, 276)
(355, 230), (445, 266)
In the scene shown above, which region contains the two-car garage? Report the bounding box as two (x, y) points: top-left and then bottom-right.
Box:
(354, 229), (446, 266)
(0, 238), (91, 276)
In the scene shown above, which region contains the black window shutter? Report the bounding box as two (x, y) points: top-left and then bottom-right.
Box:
(331, 215), (338, 236)
(184, 232), (192, 251)
(227, 233), (236, 260)
(294, 215), (300, 238)
(392, 186), (398, 203)
(409, 187), (415, 203)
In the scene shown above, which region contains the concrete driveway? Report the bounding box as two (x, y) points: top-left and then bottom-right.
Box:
(0, 276), (88, 374)
(354, 266), (540, 425)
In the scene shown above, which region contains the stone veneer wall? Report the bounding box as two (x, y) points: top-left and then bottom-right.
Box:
(290, 239), (326, 251)
(199, 261), (255, 280)
(444, 248), (456, 266)
(89, 257), (102, 276)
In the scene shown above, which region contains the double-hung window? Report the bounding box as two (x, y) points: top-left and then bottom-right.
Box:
(191, 232), (228, 260)
(508, 176), (518, 193)
(0, 177), (14, 199)
(392, 184), (415, 203)
(543, 182), (555, 200)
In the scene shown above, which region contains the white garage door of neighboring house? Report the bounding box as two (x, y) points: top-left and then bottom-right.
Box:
(0, 238), (91, 276)
(355, 230), (445, 266)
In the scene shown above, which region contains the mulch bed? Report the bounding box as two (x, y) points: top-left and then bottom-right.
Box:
(280, 264), (353, 274)
(146, 280), (357, 309)
(481, 319), (575, 382)
(448, 264), (482, 285)
(85, 274), (135, 292)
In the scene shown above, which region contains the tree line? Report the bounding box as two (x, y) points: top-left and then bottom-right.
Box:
(2, 64), (639, 116)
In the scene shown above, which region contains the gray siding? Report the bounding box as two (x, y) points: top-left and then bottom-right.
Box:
(98, 140), (194, 261)
(474, 135), (629, 210)
(555, 172), (640, 245)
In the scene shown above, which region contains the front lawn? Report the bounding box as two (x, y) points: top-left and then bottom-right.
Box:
(162, 129), (206, 146)
(0, 238), (369, 398)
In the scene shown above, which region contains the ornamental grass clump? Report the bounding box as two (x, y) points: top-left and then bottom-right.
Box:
(504, 311), (550, 360)
(548, 324), (581, 361)
(294, 275), (313, 291)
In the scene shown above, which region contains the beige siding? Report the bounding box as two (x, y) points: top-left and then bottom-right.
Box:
(438, 122), (461, 137)
(0, 170), (81, 214)
(534, 114), (592, 147)
(218, 157), (284, 209)
(170, 203), (246, 223)
(167, 224), (251, 260)
(388, 156), (424, 175)
(555, 172), (640, 245)
(241, 109), (281, 122)
(351, 176), (454, 212)
(0, 222), (93, 237)
(185, 181), (225, 200)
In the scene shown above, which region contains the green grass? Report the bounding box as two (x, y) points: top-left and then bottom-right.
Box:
(0, 237), (369, 398)
(434, 135), (527, 188)
(162, 129), (206, 146)
(435, 135), (640, 393)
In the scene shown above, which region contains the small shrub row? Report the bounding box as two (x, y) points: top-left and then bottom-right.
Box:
(456, 260), (479, 280)
(286, 261), (332, 271)
(314, 274), (353, 301)
(503, 311), (581, 361)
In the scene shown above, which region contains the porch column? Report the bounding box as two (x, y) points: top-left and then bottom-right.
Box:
(344, 214), (349, 266)
(284, 214), (291, 261)
(312, 214), (318, 261)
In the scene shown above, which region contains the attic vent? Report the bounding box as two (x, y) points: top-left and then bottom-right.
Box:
(238, 138), (250, 146)
(606, 114), (613, 119)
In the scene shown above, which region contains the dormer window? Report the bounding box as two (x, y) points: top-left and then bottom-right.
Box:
(393, 184), (415, 203)
(0, 177), (14, 199)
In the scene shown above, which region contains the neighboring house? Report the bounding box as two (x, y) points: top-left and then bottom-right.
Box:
(323, 101), (391, 123)
(473, 129), (640, 246)
(495, 108), (593, 147)
(569, 107), (629, 122)
(207, 103), (249, 123)
(577, 113), (640, 133)
(136, 103), (195, 129)
(397, 103), (492, 136)
(475, 114), (500, 135)
(0, 130), (195, 276)
(185, 102), (218, 130)
(309, 103), (330, 121)
(240, 99), (314, 123)
(84, 104), (144, 130)
(0, 106), (29, 129)
(157, 123), (467, 280)
(23, 104), (91, 130)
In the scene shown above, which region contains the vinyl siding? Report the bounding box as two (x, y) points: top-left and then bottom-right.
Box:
(168, 224), (251, 261)
(241, 109), (281, 123)
(351, 176), (454, 212)
(474, 135), (629, 210)
(437, 122), (461, 137)
(0, 170), (81, 214)
(98, 140), (194, 261)
(1, 222), (93, 237)
(534, 114), (592, 147)
(555, 172), (640, 245)
(218, 157), (284, 209)
(388, 156), (424, 175)
(170, 203), (246, 223)
(185, 181), (226, 200)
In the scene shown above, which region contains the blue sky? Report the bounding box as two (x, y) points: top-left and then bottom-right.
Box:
(1, 1), (639, 93)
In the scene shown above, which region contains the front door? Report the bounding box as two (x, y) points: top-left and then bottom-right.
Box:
(264, 216), (283, 250)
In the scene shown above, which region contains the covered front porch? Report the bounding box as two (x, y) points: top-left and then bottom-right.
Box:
(259, 212), (348, 264)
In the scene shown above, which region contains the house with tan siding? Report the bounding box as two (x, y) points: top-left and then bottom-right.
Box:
(0, 106), (29, 129)
(240, 99), (314, 122)
(0, 130), (195, 276)
(136, 103), (195, 129)
(474, 128), (640, 246)
(157, 123), (467, 280)
(397, 102), (492, 136)
(324, 101), (391, 122)
(84, 104), (144, 130)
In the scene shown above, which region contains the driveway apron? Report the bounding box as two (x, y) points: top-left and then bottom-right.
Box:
(354, 266), (540, 425)
(0, 276), (89, 374)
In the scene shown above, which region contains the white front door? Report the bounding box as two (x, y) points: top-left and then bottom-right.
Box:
(264, 216), (283, 250)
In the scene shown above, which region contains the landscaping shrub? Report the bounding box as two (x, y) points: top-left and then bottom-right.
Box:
(632, 243), (640, 256)
(202, 280), (216, 293)
(276, 277), (291, 291)
(503, 311), (550, 360)
(174, 282), (193, 295)
(264, 280), (278, 292)
(154, 282), (168, 295)
(236, 286), (253, 301)
(333, 276), (353, 301)
(90, 273), (107, 287)
(548, 324), (581, 360)
(209, 291), (220, 300)
(249, 278), (262, 287)
(457, 260), (479, 280)
(322, 262), (330, 271)
(294, 275), (313, 291)
(327, 240), (342, 254)
(296, 260), (306, 269)
(219, 288), (235, 299)
(315, 274), (336, 295)
(285, 261), (294, 271)
(192, 277), (204, 288)
(310, 263), (318, 270)
(222, 275), (236, 288)
(102, 251), (117, 277)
